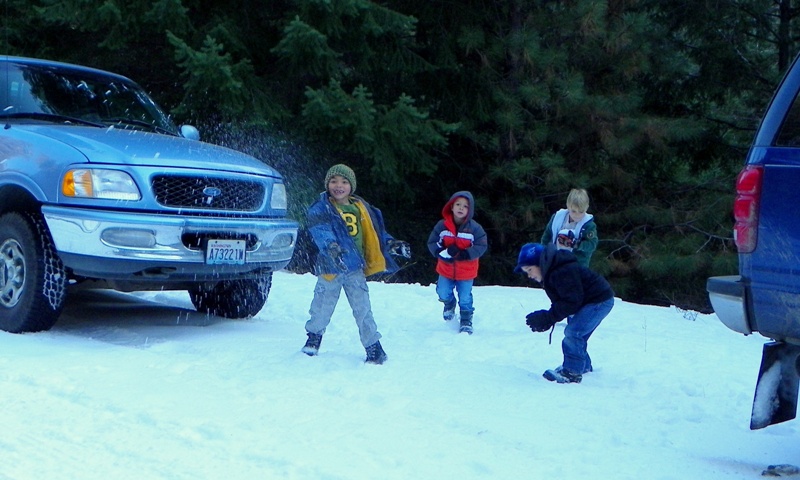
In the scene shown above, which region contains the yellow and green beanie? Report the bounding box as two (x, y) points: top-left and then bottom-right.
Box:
(324, 164), (357, 193)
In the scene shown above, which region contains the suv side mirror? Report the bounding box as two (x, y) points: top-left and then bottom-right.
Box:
(180, 125), (200, 141)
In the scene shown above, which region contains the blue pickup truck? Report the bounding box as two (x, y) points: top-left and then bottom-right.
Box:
(707, 53), (800, 429)
(0, 56), (298, 332)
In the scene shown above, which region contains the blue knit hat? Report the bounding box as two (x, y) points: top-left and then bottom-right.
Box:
(514, 243), (544, 274)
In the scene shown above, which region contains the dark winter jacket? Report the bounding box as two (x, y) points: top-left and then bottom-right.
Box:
(307, 192), (399, 277)
(536, 243), (614, 325)
(541, 209), (598, 268)
(426, 191), (488, 281)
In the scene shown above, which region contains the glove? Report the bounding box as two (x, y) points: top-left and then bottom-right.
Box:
(327, 242), (343, 258)
(388, 240), (412, 259)
(557, 230), (575, 250)
(327, 242), (346, 269)
(526, 311), (555, 333)
(439, 245), (461, 259)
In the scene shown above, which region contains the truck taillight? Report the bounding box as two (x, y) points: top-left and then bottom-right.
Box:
(733, 165), (763, 253)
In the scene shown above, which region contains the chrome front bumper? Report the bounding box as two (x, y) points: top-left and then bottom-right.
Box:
(42, 205), (297, 274)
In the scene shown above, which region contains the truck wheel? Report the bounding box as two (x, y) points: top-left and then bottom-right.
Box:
(188, 274), (272, 319)
(0, 212), (67, 333)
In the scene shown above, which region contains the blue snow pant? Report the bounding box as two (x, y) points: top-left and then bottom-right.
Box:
(562, 297), (614, 374)
(305, 270), (381, 348)
(435, 275), (474, 313)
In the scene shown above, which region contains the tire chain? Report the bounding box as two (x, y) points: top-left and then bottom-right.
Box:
(28, 212), (66, 311)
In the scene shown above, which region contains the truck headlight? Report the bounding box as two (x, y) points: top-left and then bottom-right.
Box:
(62, 169), (141, 201)
(270, 183), (287, 209)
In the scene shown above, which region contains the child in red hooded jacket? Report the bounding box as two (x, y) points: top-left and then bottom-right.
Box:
(426, 191), (488, 334)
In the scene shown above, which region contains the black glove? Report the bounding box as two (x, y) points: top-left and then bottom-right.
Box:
(447, 245), (473, 260)
(327, 242), (343, 258)
(526, 311), (555, 333)
(327, 242), (346, 269)
(387, 240), (411, 259)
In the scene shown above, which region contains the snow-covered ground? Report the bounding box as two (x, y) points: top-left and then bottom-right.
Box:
(0, 271), (796, 480)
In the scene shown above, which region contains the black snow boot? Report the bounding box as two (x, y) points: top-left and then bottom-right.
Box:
(459, 310), (473, 335)
(365, 341), (388, 364)
(442, 300), (457, 321)
(543, 367), (582, 384)
(302, 332), (323, 356)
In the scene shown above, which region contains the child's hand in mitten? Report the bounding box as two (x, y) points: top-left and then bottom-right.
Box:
(526, 311), (555, 332)
(327, 242), (343, 258)
(388, 240), (412, 259)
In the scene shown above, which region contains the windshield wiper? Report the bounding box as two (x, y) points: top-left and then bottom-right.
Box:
(104, 117), (176, 136)
(2, 112), (105, 128)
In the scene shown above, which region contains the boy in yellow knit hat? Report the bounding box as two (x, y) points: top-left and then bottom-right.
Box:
(302, 164), (410, 364)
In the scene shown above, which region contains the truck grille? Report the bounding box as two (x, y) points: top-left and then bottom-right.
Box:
(151, 175), (265, 211)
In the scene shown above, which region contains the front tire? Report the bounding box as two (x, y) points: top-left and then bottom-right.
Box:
(0, 212), (67, 333)
(188, 274), (272, 319)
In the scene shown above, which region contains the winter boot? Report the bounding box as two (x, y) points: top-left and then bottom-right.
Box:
(543, 367), (582, 384)
(302, 332), (323, 356)
(442, 300), (457, 321)
(365, 341), (388, 364)
(459, 310), (473, 335)
(556, 364), (593, 375)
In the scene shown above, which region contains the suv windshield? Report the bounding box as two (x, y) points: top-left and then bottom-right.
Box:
(0, 61), (178, 135)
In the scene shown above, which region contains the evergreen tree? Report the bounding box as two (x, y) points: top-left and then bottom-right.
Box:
(5, 0), (799, 310)
(269, 0), (458, 195)
(384, 0), (781, 309)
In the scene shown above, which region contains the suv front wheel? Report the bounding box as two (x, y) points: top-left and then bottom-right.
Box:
(0, 212), (67, 333)
(188, 275), (272, 319)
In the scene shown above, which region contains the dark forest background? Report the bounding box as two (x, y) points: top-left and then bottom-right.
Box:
(4, 0), (797, 312)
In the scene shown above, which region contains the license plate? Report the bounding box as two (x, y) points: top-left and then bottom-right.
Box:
(205, 239), (246, 265)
